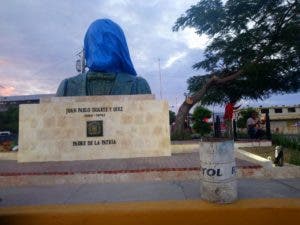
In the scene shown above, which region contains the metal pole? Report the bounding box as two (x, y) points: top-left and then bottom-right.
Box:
(81, 49), (86, 73)
(212, 112), (215, 137)
(212, 105), (215, 137)
(266, 111), (271, 140)
(215, 115), (221, 138)
(233, 119), (237, 141)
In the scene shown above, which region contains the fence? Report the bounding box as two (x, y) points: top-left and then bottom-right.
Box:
(212, 112), (271, 140)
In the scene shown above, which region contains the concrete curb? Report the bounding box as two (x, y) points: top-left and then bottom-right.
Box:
(171, 140), (272, 154)
(235, 149), (273, 168)
(235, 148), (300, 178)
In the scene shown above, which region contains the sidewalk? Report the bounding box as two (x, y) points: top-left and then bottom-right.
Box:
(1, 151), (300, 208)
(0, 152), (264, 187)
(0, 152), (259, 175)
(1, 178), (300, 207)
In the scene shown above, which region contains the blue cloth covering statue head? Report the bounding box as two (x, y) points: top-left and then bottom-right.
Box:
(56, 18), (151, 96)
(84, 19), (137, 76)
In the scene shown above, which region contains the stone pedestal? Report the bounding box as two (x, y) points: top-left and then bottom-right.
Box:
(199, 140), (237, 203)
(18, 95), (171, 162)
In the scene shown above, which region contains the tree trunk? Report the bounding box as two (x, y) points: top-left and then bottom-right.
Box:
(172, 101), (193, 136)
(172, 70), (243, 136)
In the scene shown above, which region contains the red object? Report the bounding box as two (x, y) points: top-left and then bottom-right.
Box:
(224, 103), (234, 120)
(202, 117), (209, 123)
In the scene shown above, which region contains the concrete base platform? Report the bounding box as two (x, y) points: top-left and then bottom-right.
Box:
(0, 140), (272, 161)
(0, 152), (17, 161)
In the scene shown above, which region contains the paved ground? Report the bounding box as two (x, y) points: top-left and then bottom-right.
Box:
(0, 152), (260, 175)
(0, 152), (298, 208)
(0, 178), (300, 207)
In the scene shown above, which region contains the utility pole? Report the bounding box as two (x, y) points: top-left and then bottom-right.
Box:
(81, 50), (86, 74)
(158, 58), (162, 99)
(76, 49), (85, 74)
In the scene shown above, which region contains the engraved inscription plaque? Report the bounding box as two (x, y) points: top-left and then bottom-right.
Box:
(87, 121), (103, 137)
(18, 96), (171, 162)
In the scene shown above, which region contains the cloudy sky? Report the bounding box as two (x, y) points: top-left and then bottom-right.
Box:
(0, 0), (299, 112)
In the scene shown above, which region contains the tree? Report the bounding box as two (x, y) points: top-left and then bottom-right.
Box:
(0, 106), (19, 134)
(169, 110), (176, 125)
(236, 108), (257, 129)
(172, 0), (299, 135)
(192, 105), (212, 136)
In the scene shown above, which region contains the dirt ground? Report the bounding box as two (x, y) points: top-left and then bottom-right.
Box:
(241, 146), (300, 166)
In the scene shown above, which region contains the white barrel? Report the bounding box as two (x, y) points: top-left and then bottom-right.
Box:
(199, 140), (237, 203)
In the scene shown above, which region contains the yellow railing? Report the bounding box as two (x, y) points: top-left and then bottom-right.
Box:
(1, 198), (299, 225)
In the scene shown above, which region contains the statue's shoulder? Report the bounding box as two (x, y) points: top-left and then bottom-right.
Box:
(67, 73), (86, 84)
(56, 72), (151, 96)
(113, 73), (151, 95)
(56, 73), (87, 96)
(132, 76), (151, 94)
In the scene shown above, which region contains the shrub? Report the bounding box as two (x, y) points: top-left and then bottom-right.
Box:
(192, 106), (212, 136)
(0, 106), (19, 134)
(236, 108), (256, 128)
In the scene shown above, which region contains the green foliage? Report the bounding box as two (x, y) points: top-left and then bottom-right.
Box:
(236, 108), (256, 128)
(272, 134), (300, 151)
(0, 106), (19, 133)
(169, 110), (176, 125)
(192, 105), (212, 136)
(173, 0), (299, 105)
(272, 134), (300, 165)
(289, 151), (300, 166)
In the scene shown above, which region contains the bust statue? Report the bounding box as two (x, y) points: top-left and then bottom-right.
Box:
(56, 19), (151, 96)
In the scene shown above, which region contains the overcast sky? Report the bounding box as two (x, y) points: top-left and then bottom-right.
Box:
(0, 0), (299, 112)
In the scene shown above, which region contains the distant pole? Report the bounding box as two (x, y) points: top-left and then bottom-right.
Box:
(233, 119), (237, 141)
(158, 58), (162, 99)
(81, 49), (86, 73)
(212, 105), (215, 137)
(214, 115), (221, 138)
(266, 111), (271, 140)
(75, 49), (86, 74)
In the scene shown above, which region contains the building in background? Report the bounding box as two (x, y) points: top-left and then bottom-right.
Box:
(0, 94), (55, 112)
(259, 105), (300, 134)
(235, 105), (300, 135)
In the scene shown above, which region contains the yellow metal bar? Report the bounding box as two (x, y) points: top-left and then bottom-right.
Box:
(1, 198), (300, 225)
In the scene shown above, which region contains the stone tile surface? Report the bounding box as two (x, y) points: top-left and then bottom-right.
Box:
(18, 96), (171, 162)
(0, 153), (258, 175)
(1, 179), (300, 207)
(238, 178), (300, 198)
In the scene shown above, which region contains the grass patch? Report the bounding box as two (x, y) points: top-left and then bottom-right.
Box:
(241, 146), (300, 166)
